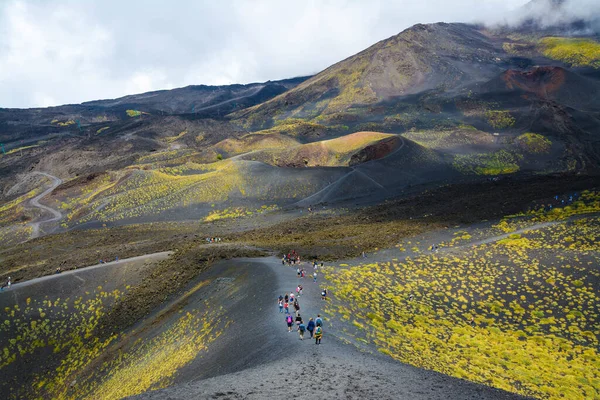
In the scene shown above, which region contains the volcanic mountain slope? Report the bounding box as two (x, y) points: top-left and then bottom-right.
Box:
(83, 76), (308, 116)
(37, 132), (449, 229)
(0, 76), (307, 151)
(232, 23), (510, 128)
(227, 20), (600, 172)
(2, 16), (600, 239)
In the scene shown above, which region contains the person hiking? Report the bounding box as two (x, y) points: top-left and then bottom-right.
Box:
(286, 314), (294, 332)
(295, 313), (303, 327)
(298, 321), (306, 340)
(289, 293), (294, 303)
(299, 285), (303, 296)
(293, 300), (300, 313)
(321, 288), (327, 301)
(284, 293), (289, 303)
(296, 285), (300, 296)
(313, 272), (317, 283)
(284, 301), (289, 314)
(297, 267), (301, 277)
(279, 294), (284, 302)
(315, 325), (323, 344)
(7, 277), (11, 288)
(315, 315), (323, 327)
(307, 318), (315, 338)
(279, 300), (284, 313)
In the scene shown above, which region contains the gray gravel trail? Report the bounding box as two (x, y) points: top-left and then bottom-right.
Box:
(133, 256), (528, 400)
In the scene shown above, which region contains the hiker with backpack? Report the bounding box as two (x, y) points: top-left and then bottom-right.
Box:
(298, 321), (306, 340)
(307, 318), (315, 338)
(316, 315), (323, 328)
(278, 299), (284, 313)
(295, 313), (303, 328)
(315, 325), (323, 344)
(286, 314), (294, 332)
(284, 301), (289, 314)
(293, 300), (300, 313)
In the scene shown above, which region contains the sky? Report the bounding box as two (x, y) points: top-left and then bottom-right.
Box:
(0, 0), (546, 108)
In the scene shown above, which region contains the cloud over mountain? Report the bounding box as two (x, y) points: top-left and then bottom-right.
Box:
(0, 0), (528, 108)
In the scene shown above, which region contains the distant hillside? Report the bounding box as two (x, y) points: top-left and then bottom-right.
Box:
(83, 76), (309, 116)
(230, 23), (509, 128)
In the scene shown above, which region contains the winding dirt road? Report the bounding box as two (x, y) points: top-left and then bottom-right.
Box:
(29, 172), (63, 239)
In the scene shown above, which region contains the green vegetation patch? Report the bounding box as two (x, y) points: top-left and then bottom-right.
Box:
(453, 150), (522, 176)
(204, 205), (278, 222)
(515, 133), (552, 154)
(4, 145), (40, 155)
(126, 109), (142, 117)
(324, 216), (600, 399)
(540, 37), (600, 68)
(502, 190), (600, 225)
(485, 110), (515, 130)
(54, 120), (75, 127)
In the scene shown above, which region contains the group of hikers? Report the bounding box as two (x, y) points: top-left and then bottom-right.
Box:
(279, 291), (324, 344)
(283, 255), (323, 284)
(279, 253), (327, 344)
(283, 250), (300, 265)
(205, 237), (223, 243)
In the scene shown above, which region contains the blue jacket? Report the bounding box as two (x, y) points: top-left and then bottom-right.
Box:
(307, 320), (315, 331)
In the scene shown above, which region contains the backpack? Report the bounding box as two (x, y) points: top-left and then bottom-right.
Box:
(299, 324), (306, 332)
(287, 316), (293, 324)
(315, 326), (322, 336)
(316, 318), (323, 327)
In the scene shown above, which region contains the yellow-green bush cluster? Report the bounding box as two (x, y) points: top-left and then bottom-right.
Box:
(540, 37), (600, 68)
(324, 217), (600, 399)
(515, 133), (552, 154)
(453, 150), (522, 175)
(485, 110), (515, 130)
(204, 204), (278, 222)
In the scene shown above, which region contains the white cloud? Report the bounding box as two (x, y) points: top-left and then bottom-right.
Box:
(0, 0), (533, 108)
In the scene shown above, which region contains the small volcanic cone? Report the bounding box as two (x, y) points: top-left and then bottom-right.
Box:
(502, 66), (566, 98)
